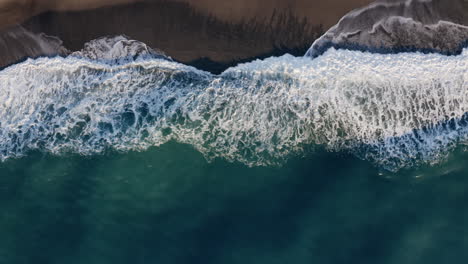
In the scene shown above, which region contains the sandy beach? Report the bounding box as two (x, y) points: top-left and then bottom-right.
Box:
(0, 0), (373, 68)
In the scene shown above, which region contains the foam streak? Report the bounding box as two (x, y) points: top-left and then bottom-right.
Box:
(1, 48), (467, 171)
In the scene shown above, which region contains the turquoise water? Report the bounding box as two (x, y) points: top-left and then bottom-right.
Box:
(1, 144), (468, 263)
(2, 46), (468, 263)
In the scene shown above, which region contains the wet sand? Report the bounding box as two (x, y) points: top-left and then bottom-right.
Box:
(0, 0), (144, 30)
(1, 0), (373, 67)
(181, 0), (373, 27)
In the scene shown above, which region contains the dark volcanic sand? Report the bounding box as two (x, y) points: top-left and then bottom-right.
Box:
(1, 0), (373, 67)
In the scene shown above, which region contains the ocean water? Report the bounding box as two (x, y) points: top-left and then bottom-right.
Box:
(1, 46), (468, 263)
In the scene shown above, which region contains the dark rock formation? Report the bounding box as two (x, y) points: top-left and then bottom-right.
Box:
(306, 0), (468, 57)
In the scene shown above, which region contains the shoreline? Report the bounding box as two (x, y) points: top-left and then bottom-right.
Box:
(2, 1), (324, 68)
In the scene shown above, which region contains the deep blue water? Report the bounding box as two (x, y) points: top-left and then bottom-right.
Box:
(1, 143), (468, 264)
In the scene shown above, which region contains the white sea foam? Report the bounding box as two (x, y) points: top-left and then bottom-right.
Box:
(0, 48), (467, 170)
(306, 0), (468, 57)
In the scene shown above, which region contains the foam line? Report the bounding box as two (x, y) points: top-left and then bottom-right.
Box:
(1, 47), (467, 171)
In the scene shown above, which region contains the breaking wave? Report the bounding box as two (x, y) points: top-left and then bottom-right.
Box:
(1, 47), (468, 171)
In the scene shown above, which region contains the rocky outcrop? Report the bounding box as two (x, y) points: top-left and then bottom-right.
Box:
(306, 0), (468, 57)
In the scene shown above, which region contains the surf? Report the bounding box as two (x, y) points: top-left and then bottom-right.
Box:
(0, 45), (467, 171)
